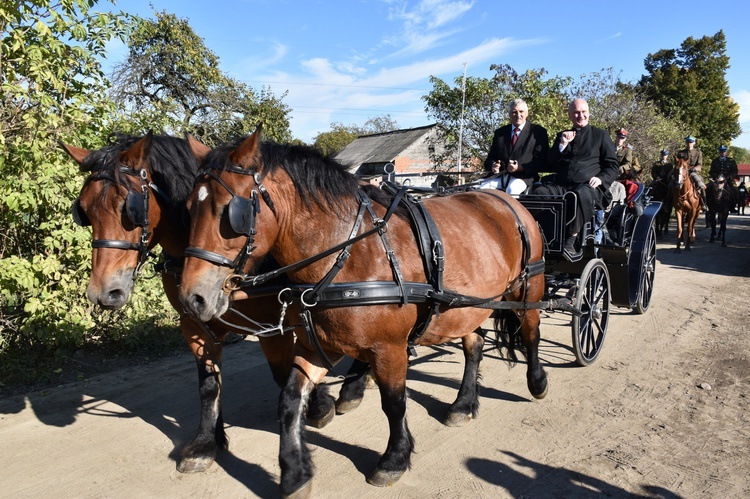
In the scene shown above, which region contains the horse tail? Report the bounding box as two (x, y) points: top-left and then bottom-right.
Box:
(492, 309), (525, 366)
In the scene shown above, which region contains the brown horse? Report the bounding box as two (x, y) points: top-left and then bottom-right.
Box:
(670, 154), (701, 253)
(178, 127), (548, 496)
(62, 133), (339, 474)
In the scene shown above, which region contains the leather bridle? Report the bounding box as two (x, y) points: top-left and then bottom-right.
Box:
(184, 164), (273, 281)
(73, 166), (159, 277)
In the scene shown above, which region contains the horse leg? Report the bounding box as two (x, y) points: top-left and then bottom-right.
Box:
(258, 333), (336, 429)
(278, 363), (321, 498)
(444, 329), (485, 427)
(519, 309), (548, 399)
(688, 206), (701, 251)
(674, 209), (683, 253)
(366, 345), (414, 487)
(335, 359), (372, 415)
(177, 316), (227, 473)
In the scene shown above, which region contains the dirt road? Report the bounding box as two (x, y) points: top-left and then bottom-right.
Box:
(2, 214), (749, 498)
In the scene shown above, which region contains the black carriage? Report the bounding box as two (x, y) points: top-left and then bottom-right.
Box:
(517, 184), (661, 365)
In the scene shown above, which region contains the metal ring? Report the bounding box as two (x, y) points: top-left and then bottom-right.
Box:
(277, 287), (292, 305)
(222, 274), (243, 294)
(300, 288), (318, 308)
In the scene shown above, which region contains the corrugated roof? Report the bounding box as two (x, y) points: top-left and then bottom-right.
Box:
(333, 124), (436, 168)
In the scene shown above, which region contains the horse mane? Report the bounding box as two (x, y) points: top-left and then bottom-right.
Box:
(207, 138), (361, 213)
(80, 133), (201, 228)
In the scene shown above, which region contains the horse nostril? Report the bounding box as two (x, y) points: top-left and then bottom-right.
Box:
(188, 294), (206, 313)
(98, 288), (127, 310)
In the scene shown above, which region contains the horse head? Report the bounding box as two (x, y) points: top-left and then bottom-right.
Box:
(63, 133), (209, 309)
(180, 126), (283, 321)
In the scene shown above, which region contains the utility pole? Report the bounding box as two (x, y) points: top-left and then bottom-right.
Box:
(457, 63), (467, 182)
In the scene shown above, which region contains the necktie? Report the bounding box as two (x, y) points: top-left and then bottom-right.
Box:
(511, 128), (520, 148)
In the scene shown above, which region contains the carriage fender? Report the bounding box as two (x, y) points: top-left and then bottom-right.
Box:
(626, 201), (661, 306)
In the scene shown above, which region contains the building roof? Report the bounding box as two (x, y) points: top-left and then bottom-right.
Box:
(332, 124), (436, 169)
(738, 163), (750, 176)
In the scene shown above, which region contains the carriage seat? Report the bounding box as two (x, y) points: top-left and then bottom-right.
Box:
(601, 180), (645, 246)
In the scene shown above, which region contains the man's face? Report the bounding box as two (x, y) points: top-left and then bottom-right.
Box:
(615, 136), (626, 147)
(568, 100), (589, 128)
(509, 104), (528, 127)
(686, 140), (695, 149)
(720, 150), (727, 157)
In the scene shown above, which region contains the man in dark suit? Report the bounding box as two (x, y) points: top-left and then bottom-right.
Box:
(481, 98), (549, 196)
(535, 98), (620, 256)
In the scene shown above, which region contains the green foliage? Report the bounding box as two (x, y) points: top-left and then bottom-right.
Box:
(109, 11), (292, 145)
(638, 30), (741, 154)
(0, 1), (180, 386)
(571, 69), (686, 177)
(313, 115), (399, 155)
(422, 65), (570, 171)
(730, 146), (749, 164)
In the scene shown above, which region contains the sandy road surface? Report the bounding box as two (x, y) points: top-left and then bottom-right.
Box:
(1, 214), (749, 498)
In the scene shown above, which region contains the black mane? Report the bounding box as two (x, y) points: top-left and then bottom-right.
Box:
(206, 138), (360, 211)
(81, 133), (201, 228)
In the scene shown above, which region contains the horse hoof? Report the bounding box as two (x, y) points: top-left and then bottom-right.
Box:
(177, 456), (214, 474)
(335, 397), (363, 415)
(308, 406), (335, 429)
(367, 469), (405, 487)
(365, 373), (377, 389)
(283, 480), (312, 499)
(444, 411), (472, 427)
(529, 378), (549, 400)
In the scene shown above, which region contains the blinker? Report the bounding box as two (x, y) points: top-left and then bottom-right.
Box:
(227, 190), (259, 236)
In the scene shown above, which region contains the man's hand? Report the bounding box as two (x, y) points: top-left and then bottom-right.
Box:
(506, 160), (519, 173)
(560, 130), (576, 148)
(588, 177), (602, 188)
(491, 161), (504, 174)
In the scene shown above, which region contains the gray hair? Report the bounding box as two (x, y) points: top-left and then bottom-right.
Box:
(508, 98), (528, 113)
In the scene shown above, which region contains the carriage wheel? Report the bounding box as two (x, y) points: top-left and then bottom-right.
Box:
(571, 259), (610, 366)
(634, 225), (657, 314)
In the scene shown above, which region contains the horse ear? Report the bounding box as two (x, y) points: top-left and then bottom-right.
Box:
(123, 131), (153, 168)
(230, 125), (262, 170)
(59, 142), (91, 165)
(185, 133), (211, 162)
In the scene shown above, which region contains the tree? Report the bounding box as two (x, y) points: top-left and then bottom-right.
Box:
(422, 65), (570, 172)
(312, 115), (399, 156)
(0, 1), (167, 380)
(638, 30), (741, 154)
(109, 11), (292, 145)
(571, 69), (686, 176)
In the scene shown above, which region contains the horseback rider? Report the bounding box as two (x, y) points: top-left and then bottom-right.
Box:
(677, 135), (707, 210)
(709, 145), (739, 209)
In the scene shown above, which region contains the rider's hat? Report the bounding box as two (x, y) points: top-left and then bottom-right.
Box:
(685, 135), (696, 142)
(718, 145), (728, 151)
(660, 149), (669, 155)
(615, 128), (628, 138)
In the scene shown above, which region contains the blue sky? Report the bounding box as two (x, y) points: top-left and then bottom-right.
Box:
(104, 0), (750, 150)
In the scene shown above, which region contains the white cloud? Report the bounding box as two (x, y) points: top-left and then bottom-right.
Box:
(234, 41), (288, 73)
(383, 0), (475, 57)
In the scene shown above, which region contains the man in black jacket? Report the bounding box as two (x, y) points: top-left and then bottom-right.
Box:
(535, 98), (620, 256)
(481, 98), (549, 196)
